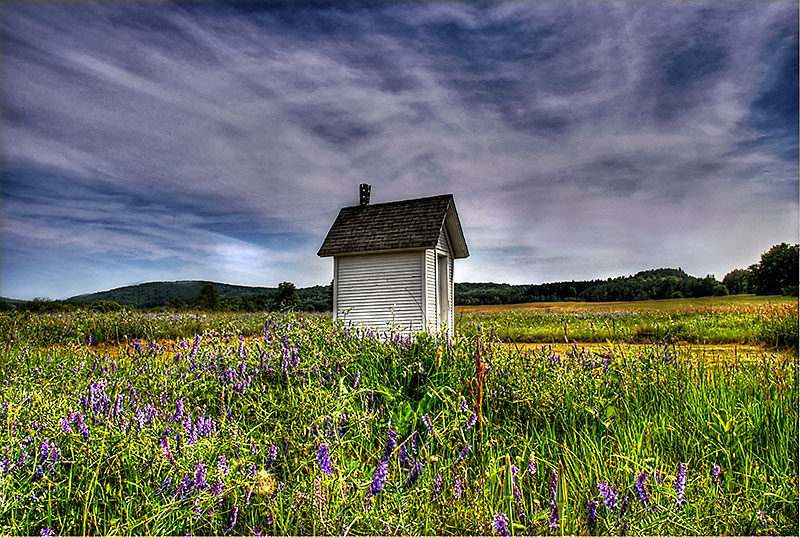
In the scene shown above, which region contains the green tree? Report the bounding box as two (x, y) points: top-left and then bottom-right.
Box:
(751, 243), (799, 296)
(196, 284), (220, 311)
(722, 269), (752, 295)
(274, 281), (303, 312)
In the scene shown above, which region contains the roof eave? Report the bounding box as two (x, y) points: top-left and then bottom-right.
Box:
(318, 246), (430, 258)
(444, 201), (469, 259)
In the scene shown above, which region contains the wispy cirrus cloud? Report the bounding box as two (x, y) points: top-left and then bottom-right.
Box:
(1, 1), (796, 299)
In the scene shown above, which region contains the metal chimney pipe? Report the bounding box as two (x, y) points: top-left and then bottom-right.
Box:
(359, 183), (371, 206)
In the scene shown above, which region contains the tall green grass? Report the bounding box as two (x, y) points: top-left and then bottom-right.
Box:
(457, 302), (798, 347)
(0, 314), (796, 535)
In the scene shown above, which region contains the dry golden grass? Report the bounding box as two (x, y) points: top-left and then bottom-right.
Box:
(455, 294), (797, 314)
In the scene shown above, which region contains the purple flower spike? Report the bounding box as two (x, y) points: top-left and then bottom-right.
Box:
(218, 455), (229, 477)
(422, 414), (436, 438)
(353, 371), (361, 389)
(587, 499), (598, 535)
(382, 423), (398, 462)
(492, 512), (510, 536)
(403, 459), (425, 489)
(456, 443), (471, 463)
(160, 436), (177, 467)
(634, 471), (651, 508)
(195, 462), (208, 490)
(712, 464), (722, 485)
(40, 529), (55, 537)
(675, 462), (687, 509)
(464, 411), (477, 432)
(431, 472), (442, 501)
(60, 417), (72, 435)
(548, 470), (559, 530)
(369, 459), (388, 497)
(453, 475), (462, 499)
(226, 505), (238, 533)
(510, 465), (521, 501)
(598, 480), (618, 511)
(317, 442), (333, 476)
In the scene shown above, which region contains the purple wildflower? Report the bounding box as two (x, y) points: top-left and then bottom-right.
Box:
(156, 477), (172, 496)
(587, 499), (598, 535)
(598, 480), (618, 511)
(548, 470), (559, 530)
(317, 442), (333, 476)
(265, 444), (278, 471)
(634, 471), (651, 508)
(226, 505), (238, 533)
(382, 424), (398, 462)
(464, 411), (477, 432)
(218, 455), (229, 477)
(353, 371), (361, 388)
(431, 472), (442, 501)
(528, 453), (537, 476)
(195, 462), (208, 490)
(40, 529), (55, 537)
(213, 479), (224, 506)
(399, 444), (412, 470)
(74, 413), (89, 441)
(60, 417), (72, 434)
(510, 465), (521, 500)
(422, 414), (436, 439)
(369, 459), (389, 497)
(453, 475), (462, 499)
(160, 436), (177, 467)
(403, 459), (424, 489)
(712, 464), (722, 485)
(174, 399), (183, 423)
(492, 512), (510, 536)
(456, 443), (471, 464)
(675, 462), (687, 509)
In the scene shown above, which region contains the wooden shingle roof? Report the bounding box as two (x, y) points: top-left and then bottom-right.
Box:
(317, 194), (468, 258)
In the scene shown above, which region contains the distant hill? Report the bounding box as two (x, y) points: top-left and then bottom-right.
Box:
(67, 281), (270, 309)
(65, 280), (333, 311)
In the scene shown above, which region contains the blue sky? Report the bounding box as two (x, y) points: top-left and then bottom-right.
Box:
(2, 1), (797, 300)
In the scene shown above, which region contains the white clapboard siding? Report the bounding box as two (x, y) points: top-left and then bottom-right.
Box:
(335, 252), (424, 333)
(448, 255), (454, 333)
(424, 249), (437, 331)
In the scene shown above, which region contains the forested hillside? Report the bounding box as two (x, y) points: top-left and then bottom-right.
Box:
(456, 268), (722, 305)
(2, 243), (795, 312)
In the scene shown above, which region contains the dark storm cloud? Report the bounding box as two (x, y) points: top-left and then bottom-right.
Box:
(1, 1), (797, 298)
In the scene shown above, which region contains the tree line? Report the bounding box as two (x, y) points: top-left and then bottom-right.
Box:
(457, 243), (798, 305)
(2, 243), (796, 313)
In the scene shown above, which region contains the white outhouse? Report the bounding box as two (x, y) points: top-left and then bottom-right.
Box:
(317, 185), (468, 334)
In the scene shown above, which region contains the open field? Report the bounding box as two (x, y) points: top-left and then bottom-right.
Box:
(0, 309), (796, 535)
(456, 295), (798, 348)
(455, 294), (797, 314)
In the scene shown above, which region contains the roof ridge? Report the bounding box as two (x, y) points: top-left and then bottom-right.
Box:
(340, 193), (453, 210)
